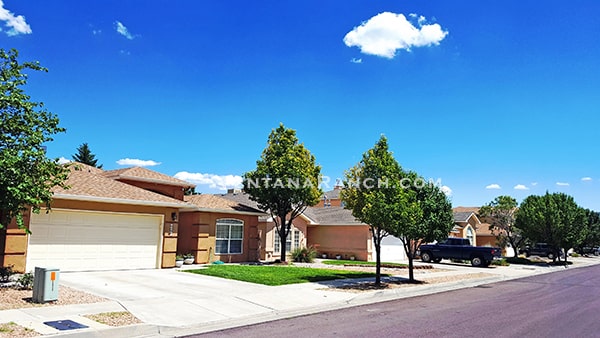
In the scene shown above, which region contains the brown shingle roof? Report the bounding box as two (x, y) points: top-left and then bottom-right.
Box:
(52, 163), (192, 208)
(184, 194), (265, 215)
(304, 206), (364, 225)
(104, 167), (195, 188)
(453, 207), (496, 236)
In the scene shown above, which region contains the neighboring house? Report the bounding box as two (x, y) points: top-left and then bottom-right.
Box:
(0, 164), (264, 273)
(219, 189), (374, 261)
(179, 194), (265, 264)
(453, 206), (513, 255)
(450, 210), (480, 245)
(219, 190), (310, 261)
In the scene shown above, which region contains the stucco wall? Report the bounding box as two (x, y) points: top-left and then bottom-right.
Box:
(307, 225), (372, 261)
(178, 212), (260, 264)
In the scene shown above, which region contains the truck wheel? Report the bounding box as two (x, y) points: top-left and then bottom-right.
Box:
(421, 252), (432, 263)
(525, 252), (530, 258)
(471, 256), (484, 267)
(433, 258), (442, 263)
(547, 252), (555, 260)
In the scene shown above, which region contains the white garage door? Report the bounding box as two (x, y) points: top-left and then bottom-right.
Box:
(27, 209), (163, 272)
(379, 236), (408, 262)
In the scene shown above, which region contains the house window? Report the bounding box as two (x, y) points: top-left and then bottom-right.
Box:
(294, 230), (300, 248)
(466, 227), (474, 246)
(216, 219), (243, 254)
(274, 228), (295, 253)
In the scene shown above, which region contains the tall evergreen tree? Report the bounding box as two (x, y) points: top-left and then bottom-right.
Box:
(72, 143), (102, 168)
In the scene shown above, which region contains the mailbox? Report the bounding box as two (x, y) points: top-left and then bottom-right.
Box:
(32, 267), (60, 303)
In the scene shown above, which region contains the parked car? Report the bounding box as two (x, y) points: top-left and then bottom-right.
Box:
(519, 243), (563, 259)
(575, 246), (600, 256)
(418, 237), (502, 267)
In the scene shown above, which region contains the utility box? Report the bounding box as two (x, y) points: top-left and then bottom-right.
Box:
(32, 267), (60, 303)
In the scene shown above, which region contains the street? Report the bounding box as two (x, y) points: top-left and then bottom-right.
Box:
(189, 264), (600, 338)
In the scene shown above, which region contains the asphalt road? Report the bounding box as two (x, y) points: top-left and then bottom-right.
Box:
(188, 264), (600, 338)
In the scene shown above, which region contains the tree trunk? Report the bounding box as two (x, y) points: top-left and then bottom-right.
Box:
(278, 213), (289, 262)
(375, 241), (381, 286)
(408, 252), (414, 282)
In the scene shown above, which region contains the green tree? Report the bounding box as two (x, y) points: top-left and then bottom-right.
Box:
(479, 195), (522, 257)
(579, 209), (600, 252)
(341, 136), (420, 285)
(243, 124), (321, 261)
(393, 180), (454, 282)
(72, 142), (102, 168)
(515, 192), (586, 263)
(0, 48), (69, 233)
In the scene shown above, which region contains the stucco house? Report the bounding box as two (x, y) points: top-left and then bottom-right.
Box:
(0, 164), (265, 272)
(219, 189), (374, 262)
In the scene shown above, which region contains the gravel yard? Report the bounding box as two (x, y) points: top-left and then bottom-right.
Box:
(0, 286), (108, 311)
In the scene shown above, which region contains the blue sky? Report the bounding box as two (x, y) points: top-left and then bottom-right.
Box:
(2, 1), (599, 210)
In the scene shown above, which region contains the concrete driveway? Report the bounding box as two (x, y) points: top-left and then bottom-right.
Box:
(60, 267), (354, 328)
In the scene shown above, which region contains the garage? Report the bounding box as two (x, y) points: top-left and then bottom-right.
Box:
(26, 209), (163, 272)
(379, 236), (408, 262)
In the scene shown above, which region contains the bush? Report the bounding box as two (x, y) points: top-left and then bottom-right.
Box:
(17, 272), (34, 290)
(0, 265), (15, 283)
(491, 258), (510, 266)
(290, 246), (318, 263)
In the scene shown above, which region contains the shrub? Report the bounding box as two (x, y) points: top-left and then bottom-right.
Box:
(290, 246), (318, 263)
(0, 265), (15, 283)
(491, 258), (510, 266)
(17, 272), (34, 290)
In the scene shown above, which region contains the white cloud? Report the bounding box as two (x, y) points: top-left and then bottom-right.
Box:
(116, 158), (161, 167)
(514, 184), (529, 190)
(57, 157), (71, 164)
(531, 182), (538, 186)
(343, 12), (448, 59)
(115, 21), (135, 40)
(581, 177), (592, 182)
(350, 58), (363, 64)
(174, 172), (243, 191)
(556, 182), (570, 186)
(485, 183), (501, 190)
(441, 185), (452, 197)
(0, 0), (32, 36)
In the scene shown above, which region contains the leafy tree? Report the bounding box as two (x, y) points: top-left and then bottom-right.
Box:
(479, 195), (522, 257)
(341, 136), (421, 285)
(515, 192), (586, 263)
(395, 180), (454, 281)
(243, 124), (321, 261)
(579, 209), (600, 252)
(0, 48), (69, 233)
(72, 142), (102, 168)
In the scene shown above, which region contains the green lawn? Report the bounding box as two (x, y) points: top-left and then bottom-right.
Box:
(322, 260), (408, 268)
(185, 264), (385, 286)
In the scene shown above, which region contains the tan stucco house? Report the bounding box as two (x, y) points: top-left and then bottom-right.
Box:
(0, 164), (265, 272)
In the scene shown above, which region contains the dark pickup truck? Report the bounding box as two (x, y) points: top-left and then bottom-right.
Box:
(418, 237), (502, 267)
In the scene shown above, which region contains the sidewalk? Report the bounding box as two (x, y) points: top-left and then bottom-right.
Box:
(2, 256), (598, 337)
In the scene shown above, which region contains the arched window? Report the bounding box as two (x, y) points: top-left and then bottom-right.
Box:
(466, 227), (474, 246)
(216, 219), (243, 254)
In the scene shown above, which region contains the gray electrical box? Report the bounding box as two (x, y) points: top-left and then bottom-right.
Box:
(33, 267), (60, 303)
